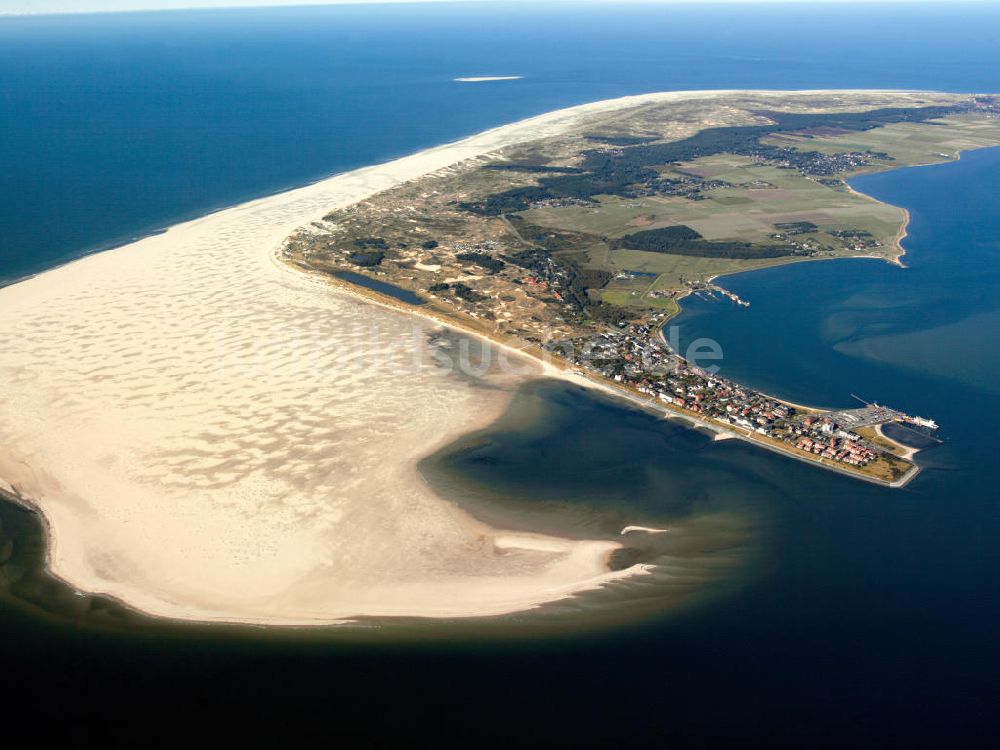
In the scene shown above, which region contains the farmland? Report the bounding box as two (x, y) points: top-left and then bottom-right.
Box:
(284, 91), (1000, 330)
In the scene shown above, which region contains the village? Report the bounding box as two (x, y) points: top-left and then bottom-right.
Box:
(545, 320), (933, 476)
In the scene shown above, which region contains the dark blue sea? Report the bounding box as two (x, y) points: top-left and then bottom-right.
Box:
(2, 2), (1000, 745)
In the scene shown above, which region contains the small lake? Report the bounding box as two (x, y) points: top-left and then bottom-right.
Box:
(334, 270), (425, 305)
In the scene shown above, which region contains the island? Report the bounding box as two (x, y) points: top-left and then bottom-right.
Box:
(2, 90), (999, 626)
(283, 90), (1000, 487)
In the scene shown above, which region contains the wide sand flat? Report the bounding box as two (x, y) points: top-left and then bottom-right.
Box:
(0, 90), (906, 623)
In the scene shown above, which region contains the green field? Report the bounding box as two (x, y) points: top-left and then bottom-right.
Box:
(764, 114), (1000, 167)
(524, 155), (905, 246)
(518, 151), (916, 310)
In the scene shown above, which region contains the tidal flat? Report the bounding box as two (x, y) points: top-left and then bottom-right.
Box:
(0, 368), (776, 637)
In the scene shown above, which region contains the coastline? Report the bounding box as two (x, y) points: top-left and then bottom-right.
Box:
(0, 89), (946, 626)
(689, 137), (1000, 306)
(843, 181), (910, 267)
(3, 89), (802, 627)
(309, 268), (922, 489)
(839, 143), (1000, 271)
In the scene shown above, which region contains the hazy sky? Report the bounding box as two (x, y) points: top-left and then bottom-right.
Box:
(0, 0), (978, 16)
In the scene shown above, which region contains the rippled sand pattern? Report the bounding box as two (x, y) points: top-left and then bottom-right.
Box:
(0, 93), (701, 622)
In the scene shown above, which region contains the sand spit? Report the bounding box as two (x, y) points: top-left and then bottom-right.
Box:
(0, 90), (913, 624)
(621, 526), (669, 536)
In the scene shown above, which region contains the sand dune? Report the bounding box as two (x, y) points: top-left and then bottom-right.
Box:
(0, 90), (905, 623)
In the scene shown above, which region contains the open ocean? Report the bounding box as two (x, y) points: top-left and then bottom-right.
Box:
(2, 2), (1000, 744)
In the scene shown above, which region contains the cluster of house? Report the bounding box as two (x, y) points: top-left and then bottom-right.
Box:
(970, 96), (1000, 114)
(761, 148), (890, 176)
(549, 323), (890, 469)
(528, 197), (596, 210)
(628, 175), (732, 200)
(829, 230), (884, 255)
(791, 417), (878, 466)
(552, 321), (676, 379)
(551, 325), (795, 429)
(638, 366), (793, 432)
(520, 255), (571, 298)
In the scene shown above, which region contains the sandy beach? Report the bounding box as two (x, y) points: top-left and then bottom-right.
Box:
(0, 89), (917, 624)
